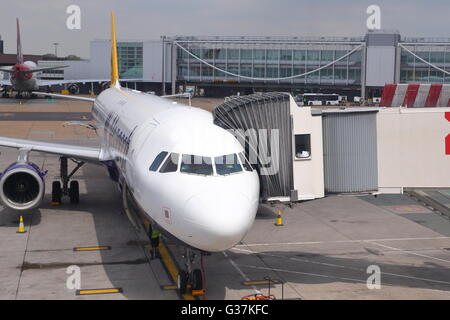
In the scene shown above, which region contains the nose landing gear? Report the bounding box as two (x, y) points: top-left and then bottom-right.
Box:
(177, 248), (206, 296)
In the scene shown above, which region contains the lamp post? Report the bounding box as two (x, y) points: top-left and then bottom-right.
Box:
(53, 42), (59, 57)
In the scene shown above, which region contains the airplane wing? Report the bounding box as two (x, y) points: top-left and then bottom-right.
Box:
(0, 79), (11, 86)
(0, 68), (13, 73)
(0, 137), (104, 163)
(32, 91), (95, 102)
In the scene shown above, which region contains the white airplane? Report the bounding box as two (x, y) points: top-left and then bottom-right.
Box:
(0, 13), (259, 294)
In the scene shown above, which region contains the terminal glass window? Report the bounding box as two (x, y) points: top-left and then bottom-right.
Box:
(227, 49), (239, 60)
(254, 49), (266, 60)
(349, 51), (361, 62)
(254, 66), (265, 78)
(321, 51), (334, 62)
(240, 49), (253, 60)
(214, 154), (243, 175)
(180, 155), (213, 176)
(216, 49), (226, 60)
(267, 50), (279, 61)
(294, 50), (306, 61)
(117, 42), (143, 79)
(149, 151), (168, 171)
(280, 67), (292, 77)
(280, 50), (293, 61)
(295, 134), (311, 159)
(160, 153), (179, 173)
(307, 50), (320, 62)
(266, 67), (278, 78)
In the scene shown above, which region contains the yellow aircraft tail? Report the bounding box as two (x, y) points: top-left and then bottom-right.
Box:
(110, 12), (120, 88)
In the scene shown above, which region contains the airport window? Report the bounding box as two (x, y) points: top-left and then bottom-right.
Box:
(160, 153), (179, 173)
(349, 51), (361, 62)
(180, 155), (213, 176)
(430, 52), (445, 63)
(254, 49), (266, 60)
(241, 66), (252, 77)
(266, 67), (278, 78)
(295, 134), (311, 159)
(321, 51), (334, 62)
(149, 151), (168, 172)
(227, 49), (239, 60)
(294, 50), (306, 61)
(280, 67), (292, 77)
(280, 50), (293, 61)
(254, 66), (265, 78)
(202, 66), (213, 77)
(214, 154), (243, 175)
(267, 50), (279, 61)
(307, 50), (320, 62)
(240, 49), (253, 60)
(216, 49), (226, 60)
(238, 152), (253, 172)
(335, 50), (347, 60)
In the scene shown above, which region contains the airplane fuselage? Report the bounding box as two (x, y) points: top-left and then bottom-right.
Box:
(9, 62), (39, 91)
(92, 87), (260, 252)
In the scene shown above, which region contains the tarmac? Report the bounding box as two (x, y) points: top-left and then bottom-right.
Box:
(0, 96), (449, 300)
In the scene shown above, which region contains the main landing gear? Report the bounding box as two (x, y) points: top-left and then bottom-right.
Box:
(51, 157), (84, 205)
(177, 248), (206, 295)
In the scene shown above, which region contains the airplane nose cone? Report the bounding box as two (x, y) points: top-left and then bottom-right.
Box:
(184, 192), (258, 251)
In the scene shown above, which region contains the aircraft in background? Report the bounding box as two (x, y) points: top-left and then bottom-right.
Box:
(0, 18), (139, 98)
(0, 13), (259, 295)
(0, 19), (70, 98)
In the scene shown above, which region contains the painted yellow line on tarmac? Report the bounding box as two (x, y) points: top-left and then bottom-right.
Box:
(76, 288), (122, 295)
(243, 279), (280, 286)
(73, 246), (111, 251)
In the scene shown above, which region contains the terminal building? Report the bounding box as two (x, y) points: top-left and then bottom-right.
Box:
(31, 30), (450, 98)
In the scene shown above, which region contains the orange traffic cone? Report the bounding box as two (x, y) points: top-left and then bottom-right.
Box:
(274, 209), (284, 227)
(17, 216), (26, 233)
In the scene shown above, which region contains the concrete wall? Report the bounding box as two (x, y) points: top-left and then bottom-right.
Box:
(366, 46), (396, 87)
(143, 40), (171, 83)
(290, 97), (325, 200)
(377, 107), (450, 193)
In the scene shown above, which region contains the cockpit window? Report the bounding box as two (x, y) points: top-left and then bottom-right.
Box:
(159, 153), (179, 173)
(238, 152), (253, 172)
(180, 154), (213, 176)
(149, 151), (168, 172)
(214, 154), (243, 175)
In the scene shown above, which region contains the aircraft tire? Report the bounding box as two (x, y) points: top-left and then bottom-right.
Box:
(178, 270), (189, 294)
(52, 181), (62, 204)
(69, 181), (80, 204)
(191, 269), (203, 291)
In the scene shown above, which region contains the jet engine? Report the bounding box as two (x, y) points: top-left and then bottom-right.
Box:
(68, 83), (80, 94)
(0, 162), (46, 211)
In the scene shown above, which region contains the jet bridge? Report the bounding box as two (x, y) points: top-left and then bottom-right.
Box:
(213, 93), (325, 202)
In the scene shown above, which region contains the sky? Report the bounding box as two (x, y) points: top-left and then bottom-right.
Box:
(0, 0), (449, 59)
